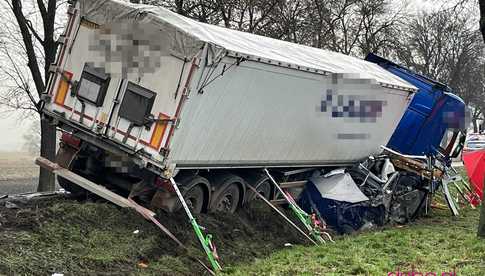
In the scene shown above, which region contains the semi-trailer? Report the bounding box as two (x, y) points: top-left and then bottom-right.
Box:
(41, 0), (417, 214)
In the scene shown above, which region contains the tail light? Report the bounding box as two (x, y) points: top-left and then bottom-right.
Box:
(154, 176), (175, 193)
(149, 114), (170, 149)
(54, 71), (73, 105)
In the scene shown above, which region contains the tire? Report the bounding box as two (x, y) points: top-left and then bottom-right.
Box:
(57, 147), (104, 198)
(177, 175), (210, 214)
(248, 179), (272, 201)
(183, 184), (205, 214)
(56, 146), (89, 198)
(209, 174), (245, 213)
(212, 183), (241, 213)
(58, 174), (89, 198)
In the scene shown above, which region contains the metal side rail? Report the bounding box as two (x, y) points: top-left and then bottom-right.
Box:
(448, 166), (481, 206)
(440, 165), (483, 217)
(441, 177), (459, 217)
(245, 184), (318, 245)
(264, 169), (331, 244)
(35, 157), (218, 274)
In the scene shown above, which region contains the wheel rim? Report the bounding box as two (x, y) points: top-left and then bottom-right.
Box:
(218, 194), (233, 212)
(215, 184), (240, 213)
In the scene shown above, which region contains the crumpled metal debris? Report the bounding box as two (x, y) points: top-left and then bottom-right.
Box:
(4, 201), (19, 209)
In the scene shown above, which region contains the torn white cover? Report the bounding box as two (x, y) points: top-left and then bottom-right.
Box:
(79, 0), (417, 92)
(310, 172), (369, 203)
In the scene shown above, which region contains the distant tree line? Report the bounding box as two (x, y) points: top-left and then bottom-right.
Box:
(0, 0), (483, 193)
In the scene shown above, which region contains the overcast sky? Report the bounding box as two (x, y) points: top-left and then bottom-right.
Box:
(0, 0), (471, 152)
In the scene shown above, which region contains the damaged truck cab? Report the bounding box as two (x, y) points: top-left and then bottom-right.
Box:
(366, 53), (467, 162)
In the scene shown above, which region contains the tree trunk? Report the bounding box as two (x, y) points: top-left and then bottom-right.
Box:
(479, 0), (485, 238)
(480, 0), (485, 42)
(37, 118), (57, 192)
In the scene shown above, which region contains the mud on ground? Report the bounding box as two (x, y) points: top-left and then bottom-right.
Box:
(0, 196), (308, 275)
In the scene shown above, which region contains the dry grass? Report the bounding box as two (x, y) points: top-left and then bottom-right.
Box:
(0, 152), (38, 180)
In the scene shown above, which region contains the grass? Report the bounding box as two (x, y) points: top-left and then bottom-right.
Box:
(223, 168), (485, 275)
(0, 198), (306, 275)
(0, 201), (170, 275)
(224, 207), (485, 275)
(1, 167), (483, 275)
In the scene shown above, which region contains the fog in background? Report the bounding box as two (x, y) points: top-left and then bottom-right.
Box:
(0, 114), (36, 152)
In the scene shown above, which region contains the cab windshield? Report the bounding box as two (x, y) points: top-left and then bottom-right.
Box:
(439, 129), (464, 158)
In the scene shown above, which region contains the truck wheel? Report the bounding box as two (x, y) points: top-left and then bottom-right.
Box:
(183, 185), (205, 214)
(177, 175), (210, 214)
(212, 183), (241, 213)
(56, 146), (89, 197)
(248, 179), (272, 201)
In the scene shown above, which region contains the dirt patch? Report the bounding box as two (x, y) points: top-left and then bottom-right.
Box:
(0, 196), (308, 275)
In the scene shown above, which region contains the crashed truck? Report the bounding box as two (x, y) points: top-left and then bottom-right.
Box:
(36, 0), (467, 271)
(299, 54), (468, 234)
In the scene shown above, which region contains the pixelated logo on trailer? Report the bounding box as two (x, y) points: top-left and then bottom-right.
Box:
(316, 73), (389, 140)
(318, 73), (387, 123)
(320, 89), (387, 123)
(87, 22), (165, 79)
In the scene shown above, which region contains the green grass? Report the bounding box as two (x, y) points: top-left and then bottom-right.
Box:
(224, 203), (485, 275)
(1, 177), (484, 275)
(224, 167), (485, 275)
(0, 200), (192, 275)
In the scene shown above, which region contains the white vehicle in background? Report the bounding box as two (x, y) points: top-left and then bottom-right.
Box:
(463, 135), (485, 155)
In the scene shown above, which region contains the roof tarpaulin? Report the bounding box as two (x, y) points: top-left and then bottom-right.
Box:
(79, 0), (417, 91)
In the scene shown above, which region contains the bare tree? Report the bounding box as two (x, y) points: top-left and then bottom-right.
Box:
(0, 0), (63, 192)
(480, 0), (485, 41)
(477, 0), (485, 239)
(392, 7), (485, 130)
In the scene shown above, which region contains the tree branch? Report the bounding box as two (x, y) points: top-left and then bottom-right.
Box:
(10, 0), (45, 96)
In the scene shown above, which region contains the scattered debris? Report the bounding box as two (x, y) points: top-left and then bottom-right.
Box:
(137, 260), (149, 268)
(4, 201), (19, 209)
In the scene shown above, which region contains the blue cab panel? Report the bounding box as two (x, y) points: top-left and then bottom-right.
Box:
(365, 53), (466, 156)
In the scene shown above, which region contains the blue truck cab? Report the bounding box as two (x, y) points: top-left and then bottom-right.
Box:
(365, 54), (467, 161)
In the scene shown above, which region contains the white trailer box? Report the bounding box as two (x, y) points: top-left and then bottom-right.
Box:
(43, 0), (417, 176)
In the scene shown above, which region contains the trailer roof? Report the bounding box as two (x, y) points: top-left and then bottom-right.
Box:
(79, 0), (417, 92)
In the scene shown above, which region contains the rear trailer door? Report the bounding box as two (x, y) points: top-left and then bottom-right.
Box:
(44, 14), (196, 162)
